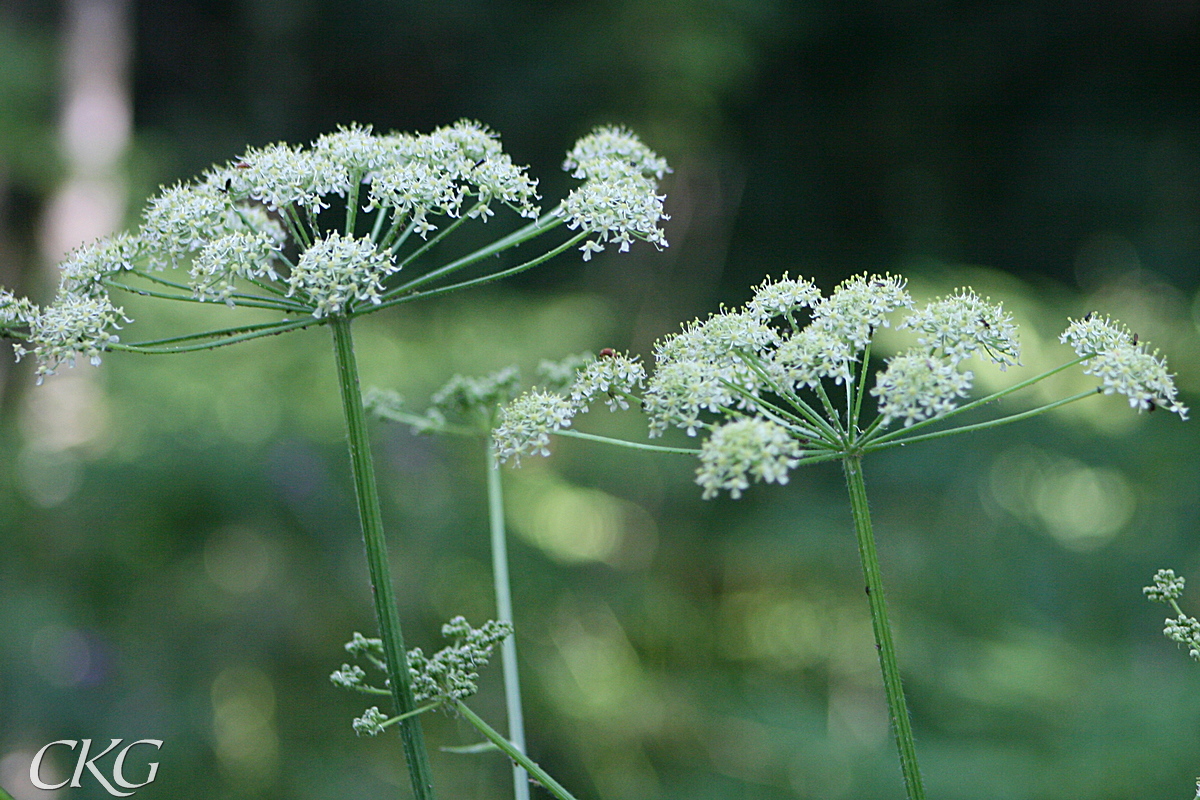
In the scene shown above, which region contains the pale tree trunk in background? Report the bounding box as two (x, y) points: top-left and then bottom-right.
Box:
(3, 0), (133, 518)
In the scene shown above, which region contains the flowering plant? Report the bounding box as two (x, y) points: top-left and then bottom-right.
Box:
(496, 271), (1188, 799)
(0, 121), (670, 800)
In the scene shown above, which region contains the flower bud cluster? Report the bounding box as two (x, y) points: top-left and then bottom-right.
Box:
(334, 618), (512, 735)
(428, 367), (522, 422)
(1144, 569), (1200, 663)
(351, 706), (390, 737)
(1061, 314), (1187, 418)
(1144, 568), (1186, 602)
(405, 616), (513, 705)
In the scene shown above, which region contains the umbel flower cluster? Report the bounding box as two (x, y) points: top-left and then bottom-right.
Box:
(331, 617), (513, 736)
(1145, 569), (1200, 663)
(0, 121), (669, 383)
(495, 272), (1187, 499)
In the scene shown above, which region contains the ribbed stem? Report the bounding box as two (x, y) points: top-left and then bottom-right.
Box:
(486, 440), (531, 800)
(331, 315), (436, 800)
(842, 455), (925, 800)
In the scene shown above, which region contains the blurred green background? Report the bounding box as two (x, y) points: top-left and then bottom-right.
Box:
(1, 1), (1199, 798)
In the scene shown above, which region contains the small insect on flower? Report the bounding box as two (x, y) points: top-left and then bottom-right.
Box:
(599, 347), (616, 358)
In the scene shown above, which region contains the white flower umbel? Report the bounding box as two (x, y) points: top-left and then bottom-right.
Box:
(492, 390), (578, 464)
(1061, 315), (1188, 417)
(0, 122), (668, 800)
(900, 289), (1020, 369)
(696, 417), (803, 499)
(557, 126), (670, 260)
(493, 271), (1189, 800)
(871, 351), (973, 428)
(17, 293), (126, 383)
(569, 351), (646, 411)
(287, 232), (397, 317)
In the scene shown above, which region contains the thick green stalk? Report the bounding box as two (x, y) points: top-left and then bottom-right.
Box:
(331, 316), (436, 800)
(842, 455), (925, 800)
(486, 440), (531, 800)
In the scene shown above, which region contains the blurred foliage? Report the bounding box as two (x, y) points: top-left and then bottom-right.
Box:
(2, 1), (1199, 799)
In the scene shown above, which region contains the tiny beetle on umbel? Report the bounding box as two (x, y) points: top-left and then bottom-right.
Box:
(599, 348), (616, 358)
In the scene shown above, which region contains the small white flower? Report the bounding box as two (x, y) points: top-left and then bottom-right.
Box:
(569, 351), (646, 411)
(771, 325), (857, 389)
(1060, 315), (1188, 418)
(227, 141), (341, 216)
(696, 417), (803, 499)
(900, 289), (1020, 369)
(871, 350), (973, 428)
(493, 390), (578, 463)
(562, 125), (671, 182)
(1, 289), (38, 328)
(746, 273), (822, 323)
(18, 293), (128, 382)
(558, 171), (668, 258)
(287, 232), (398, 318)
(811, 273), (912, 352)
(190, 230), (283, 305)
(58, 233), (143, 297)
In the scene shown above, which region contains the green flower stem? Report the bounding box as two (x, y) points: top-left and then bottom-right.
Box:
(104, 280), (300, 313)
(850, 342), (872, 437)
(864, 389), (1097, 454)
(814, 380), (847, 439)
(379, 212), (414, 252)
(127, 267), (307, 308)
(455, 701), (581, 800)
(114, 317), (318, 354)
(346, 170), (363, 236)
(717, 375), (835, 444)
(370, 204), (392, 242)
(554, 428), (700, 454)
(486, 439), (531, 800)
(285, 204), (313, 248)
(862, 356), (1089, 447)
(365, 233), (587, 315)
(385, 209), (563, 298)
(842, 455), (925, 800)
(740, 351), (841, 440)
(394, 211), (471, 262)
(331, 315), (436, 800)
(120, 318), (309, 348)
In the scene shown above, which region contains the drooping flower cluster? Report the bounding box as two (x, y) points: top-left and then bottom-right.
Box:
(491, 351), (646, 463)
(332, 618), (513, 736)
(1061, 314), (1188, 418)
(0, 121), (668, 382)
